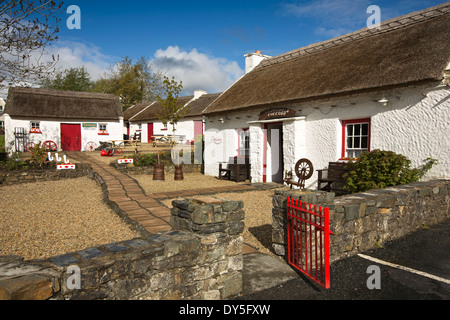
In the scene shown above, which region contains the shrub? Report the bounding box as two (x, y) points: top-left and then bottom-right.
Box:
(134, 153), (158, 166)
(343, 149), (437, 193)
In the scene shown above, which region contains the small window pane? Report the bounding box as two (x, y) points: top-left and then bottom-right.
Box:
(347, 137), (353, 148)
(361, 137), (368, 149)
(354, 124), (361, 135)
(362, 123), (369, 136)
(347, 125), (353, 136)
(354, 137), (360, 148)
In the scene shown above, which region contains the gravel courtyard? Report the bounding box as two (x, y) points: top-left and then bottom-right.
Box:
(0, 158), (286, 261)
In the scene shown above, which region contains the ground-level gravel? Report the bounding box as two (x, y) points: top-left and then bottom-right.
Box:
(0, 177), (141, 261)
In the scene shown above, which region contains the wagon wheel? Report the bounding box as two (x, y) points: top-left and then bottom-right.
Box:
(24, 142), (36, 153)
(42, 140), (57, 152)
(115, 148), (124, 157)
(295, 158), (314, 180)
(86, 141), (97, 151)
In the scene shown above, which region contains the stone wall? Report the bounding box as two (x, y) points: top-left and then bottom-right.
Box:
(111, 163), (202, 175)
(0, 196), (244, 300)
(0, 163), (92, 186)
(272, 180), (450, 263)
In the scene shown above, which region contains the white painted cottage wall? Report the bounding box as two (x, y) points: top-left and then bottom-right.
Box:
(204, 83), (449, 187)
(4, 115), (123, 152)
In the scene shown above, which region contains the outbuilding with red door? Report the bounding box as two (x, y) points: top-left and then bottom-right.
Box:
(3, 87), (124, 152)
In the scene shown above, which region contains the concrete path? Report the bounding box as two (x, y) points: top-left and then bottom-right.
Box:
(67, 152), (278, 254)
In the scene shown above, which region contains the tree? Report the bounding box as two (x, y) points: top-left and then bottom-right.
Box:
(91, 56), (164, 110)
(41, 66), (92, 91)
(157, 76), (185, 136)
(0, 0), (64, 89)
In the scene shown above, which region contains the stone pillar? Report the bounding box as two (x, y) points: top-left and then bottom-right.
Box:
(170, 196), (245, 299)
(272, 189), (335, 257)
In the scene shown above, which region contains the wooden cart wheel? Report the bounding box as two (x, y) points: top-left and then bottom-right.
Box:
(25, 142), (36, 153)
(86, 141), (97, 151)
(42, 140), (57, 152)
(295, 158), (314, 180)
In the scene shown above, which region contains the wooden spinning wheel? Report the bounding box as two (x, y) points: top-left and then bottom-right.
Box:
(284, 158), (314, 190)
(295, 158), (314, 180)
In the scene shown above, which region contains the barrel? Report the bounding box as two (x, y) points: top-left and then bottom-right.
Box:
(153, 163), (165, 181)
(174, 165), (184, 181)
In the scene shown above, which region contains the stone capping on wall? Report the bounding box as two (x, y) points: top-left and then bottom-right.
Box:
(0, 196), (245, 300)
(272, 179), (450, 263)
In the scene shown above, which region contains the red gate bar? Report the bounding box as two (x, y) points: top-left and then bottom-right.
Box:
(287, 197), (332, 289)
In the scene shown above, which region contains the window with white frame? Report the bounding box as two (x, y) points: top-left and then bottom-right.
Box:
(30, 121), (41, 133)
(341, 118), (371, 158)
(237, 128), (250, 157)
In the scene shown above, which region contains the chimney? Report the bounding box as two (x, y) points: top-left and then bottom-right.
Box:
(244, 50), (270, 74)
(193, 90), (207, 100)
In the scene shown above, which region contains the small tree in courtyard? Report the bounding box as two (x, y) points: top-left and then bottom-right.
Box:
(156, 76), (186, 136)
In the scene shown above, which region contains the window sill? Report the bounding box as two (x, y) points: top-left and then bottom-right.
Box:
(29, 130), (42, 134)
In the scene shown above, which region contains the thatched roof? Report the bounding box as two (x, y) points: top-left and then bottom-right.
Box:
(130, 92), (222, 122)
(4, 87), (123, 120)
(203, 3), (450, 115)
(124, 102), (153, 121)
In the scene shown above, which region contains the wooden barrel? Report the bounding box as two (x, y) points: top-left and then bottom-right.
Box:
(153, 163), (165, 181)
(174, 165), (184, 181)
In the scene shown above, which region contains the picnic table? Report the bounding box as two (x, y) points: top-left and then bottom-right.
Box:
(151, 136), (183, 148)
(108, 140), (141, 154)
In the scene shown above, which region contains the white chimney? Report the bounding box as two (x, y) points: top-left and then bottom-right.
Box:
(193, 90), (207, 100)
(244, 50), (271, 74)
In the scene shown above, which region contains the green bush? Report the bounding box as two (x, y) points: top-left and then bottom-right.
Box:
(343, 149), (437, 193)
(134, 153), (158, 166)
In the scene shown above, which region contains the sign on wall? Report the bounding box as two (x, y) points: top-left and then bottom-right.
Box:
(259, 108), (296, 121)
(83, 123), (97, 130)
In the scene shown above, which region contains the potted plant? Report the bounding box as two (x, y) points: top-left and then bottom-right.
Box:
(153, 152), (165, 181)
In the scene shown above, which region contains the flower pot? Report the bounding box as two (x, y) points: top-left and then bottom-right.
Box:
(174, 164), (184, 181)
(153, 163), (165, 181)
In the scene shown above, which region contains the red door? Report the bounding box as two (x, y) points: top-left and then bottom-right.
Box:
(194, 120), (203, 141)
(61, 124), (81, 151)
(148, 123), (154, 143)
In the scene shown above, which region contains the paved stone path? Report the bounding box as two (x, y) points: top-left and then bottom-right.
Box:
(68, 152), (279, 254)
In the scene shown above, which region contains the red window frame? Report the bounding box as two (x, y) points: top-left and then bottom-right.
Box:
(341, 118), (371, 158)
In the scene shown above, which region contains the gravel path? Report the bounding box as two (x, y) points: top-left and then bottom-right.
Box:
(0, 177), (141, 261)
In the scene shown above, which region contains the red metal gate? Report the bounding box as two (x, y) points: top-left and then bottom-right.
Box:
(287, 197), (332, 289)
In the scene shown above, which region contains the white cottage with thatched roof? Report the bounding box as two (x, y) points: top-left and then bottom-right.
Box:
(3, 87), (124, 152)
(202, 3), (450, 187)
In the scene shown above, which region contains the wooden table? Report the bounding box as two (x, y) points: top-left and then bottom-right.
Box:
(151, 136), (176, 148)
(109, 140), (141, 154)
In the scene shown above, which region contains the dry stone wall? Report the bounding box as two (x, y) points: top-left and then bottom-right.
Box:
(272, 180), (450, 263)
(0, 196), (245, 300)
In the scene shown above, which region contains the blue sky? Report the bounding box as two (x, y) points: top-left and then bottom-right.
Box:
(52, 0), (447, 95)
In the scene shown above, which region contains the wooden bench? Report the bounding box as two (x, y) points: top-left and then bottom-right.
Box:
(317, 162), (351, 195)
(218, 157), (250, 182)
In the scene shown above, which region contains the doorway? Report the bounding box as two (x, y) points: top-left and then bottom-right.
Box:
(264, 123), (284, 183)
(61, 124), (81, 151)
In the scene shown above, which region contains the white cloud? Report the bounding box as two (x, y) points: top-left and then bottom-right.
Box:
(151, 46), (244, 95)
(45, 41), (115, 80)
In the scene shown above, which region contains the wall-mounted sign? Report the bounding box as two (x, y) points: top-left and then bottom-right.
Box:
(83, 123), (97, 130)
(259, 108), (296, 121)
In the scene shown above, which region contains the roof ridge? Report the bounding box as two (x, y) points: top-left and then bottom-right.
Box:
(257, 2), (450, 69)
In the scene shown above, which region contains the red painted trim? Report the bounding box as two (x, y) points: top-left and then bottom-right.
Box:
(341, 118), (371, 158)
(263, 124), (267, 183)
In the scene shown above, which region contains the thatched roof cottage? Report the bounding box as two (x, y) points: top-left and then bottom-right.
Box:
(3, 87), (123, 152)
(127, 91), (221, 144)
(202, 3), (450, 186)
